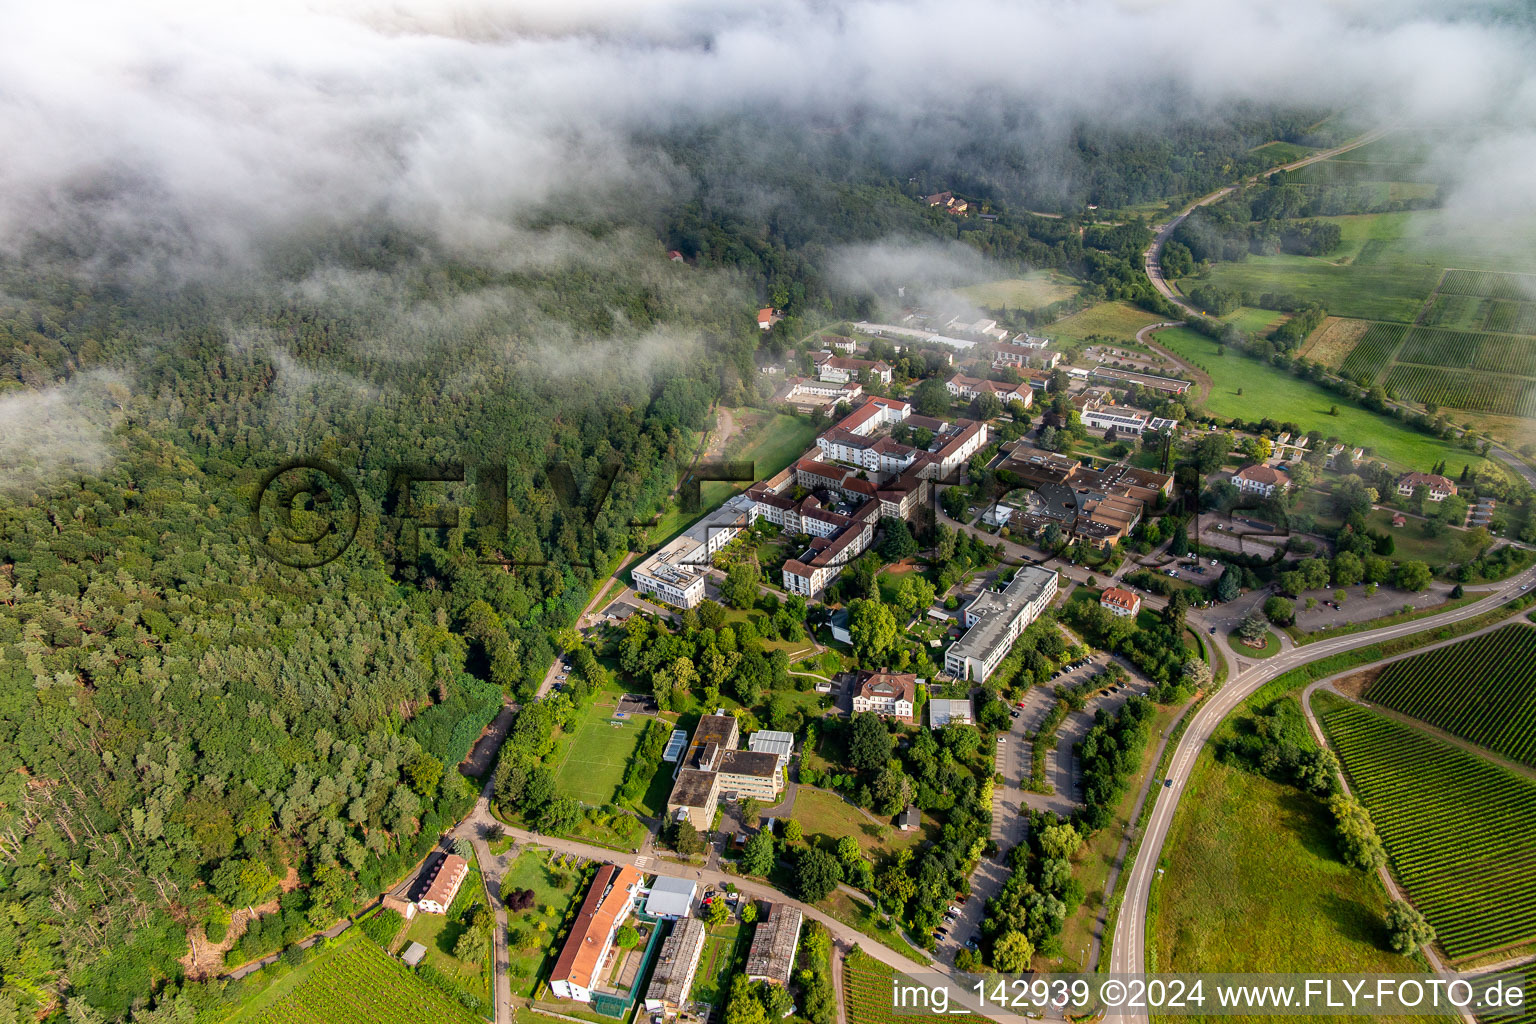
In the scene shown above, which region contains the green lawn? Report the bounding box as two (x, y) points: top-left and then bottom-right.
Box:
(1152, 325), (1486, 473)
(958, 271), (1080, 311)
(792, 787), (931, 860)
(700, 410), (818, 507)
(1250, 140), (1317, 164)
(398, 849), (492, 1006)
(1229, 627), (1280, 659)
(501, 850), (584, 998)
(1219, 305), (1288, 338)
(225, 931), (481, 1024)
(1364, 508), (1487, 565)
(1043, 300), (1163, 343)
(691, 921), (747, 1007)
(1149, 756), (1450, 1023)
(552, 710), (652, 806)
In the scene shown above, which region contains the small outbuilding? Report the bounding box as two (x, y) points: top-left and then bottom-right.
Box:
(402, 941), (428, 968)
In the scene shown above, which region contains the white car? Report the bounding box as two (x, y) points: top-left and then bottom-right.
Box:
(997, 736), (1006, 744)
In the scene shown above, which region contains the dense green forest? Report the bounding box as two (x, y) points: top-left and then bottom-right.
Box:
(0, 106), (1335, 1021)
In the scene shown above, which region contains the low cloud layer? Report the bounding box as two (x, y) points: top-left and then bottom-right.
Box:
(3, 0), (1535, 282)
(0, 372), (127, 497)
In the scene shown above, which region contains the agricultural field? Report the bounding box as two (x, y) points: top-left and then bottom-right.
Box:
(1298, 316), (1369, 366)
(1149, 752), (1441, 1005)
(1043, 300), (1163, 343)
(1320, 701), (1536, 961)
(1362, 625), (1536, 768)
(1250, 140), (1317, 165)
(1336, 322), (1406, 383)
(1382, 365), (1536, 419)
(1189, 241), (1440, 322)
(1438, 269), (1536, 301)
(226, 931), (481, 1024)
(397, 848), (492, 1005)
(1150, 325), (1487, 472)
(959, 270), (1080, 311)
(1397, 328), (1536, 377)
(842, 949), (991, 1024)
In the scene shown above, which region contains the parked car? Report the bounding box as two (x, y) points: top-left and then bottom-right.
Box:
(965, 937), (978, 950)
(1209, 626), (1216, 634)
(1010, 710), (1020, 719)
(997, 736), (1006, 745)
(947, 905), (962, 916)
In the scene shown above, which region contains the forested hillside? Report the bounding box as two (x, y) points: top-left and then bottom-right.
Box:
(0, 104), (1331, 1021)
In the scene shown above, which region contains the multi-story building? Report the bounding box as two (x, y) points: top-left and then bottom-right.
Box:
(851, 670), (918, 722)
(1397, 472), (1458, 502)
(745, 904), (804, 986)
(1100, 587), (1141, 618)
(416, 854), (468, 915)
(945, 374), (1033, 407)
(1233, 464), (1290, 499)
(632, 495), (754, 609)
(944, 566), (1058, 682)
(550, 864), (645, 1003)
(665, 714), (784, 829)
(644, 917), (707, 1018)
(814, 352), (893, 385)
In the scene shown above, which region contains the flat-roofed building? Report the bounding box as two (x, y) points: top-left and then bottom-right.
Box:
(666, 769), (721, 832)
(644, 917), (707, 1017)
(644, 876), (698, 920)
(747, 730), (795, 770)
(928, 698), (973, 728)
(745, 904), (804, 987)
(944, 566), (1058, 683)
(550, 864), (645, 1003)
(717, 750), (784, 802)
(633, 495), (754, 609)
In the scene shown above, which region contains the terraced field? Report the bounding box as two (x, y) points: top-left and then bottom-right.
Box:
(1321, 703), (1536, 961)
(1363, 625), (1536, 768)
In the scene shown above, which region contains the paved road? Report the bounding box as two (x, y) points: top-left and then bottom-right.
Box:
(457, 787), (1034, 1024)
(1143, 128), (1395, 316)
(1106, 565), (1536, 1023)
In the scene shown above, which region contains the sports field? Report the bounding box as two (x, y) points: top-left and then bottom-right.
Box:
(1321, 700), (1536, 961)
(552, 710), (651, 805)
(959, 270), (1080, 311)
(1151, 325), (1486, 472)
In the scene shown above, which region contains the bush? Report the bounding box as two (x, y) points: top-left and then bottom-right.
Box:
(358, 908), (403, 947)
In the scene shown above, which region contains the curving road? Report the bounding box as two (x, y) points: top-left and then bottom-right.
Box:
(1144, 128), (1395, 316)
(1106, 564), (1536, 1022)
